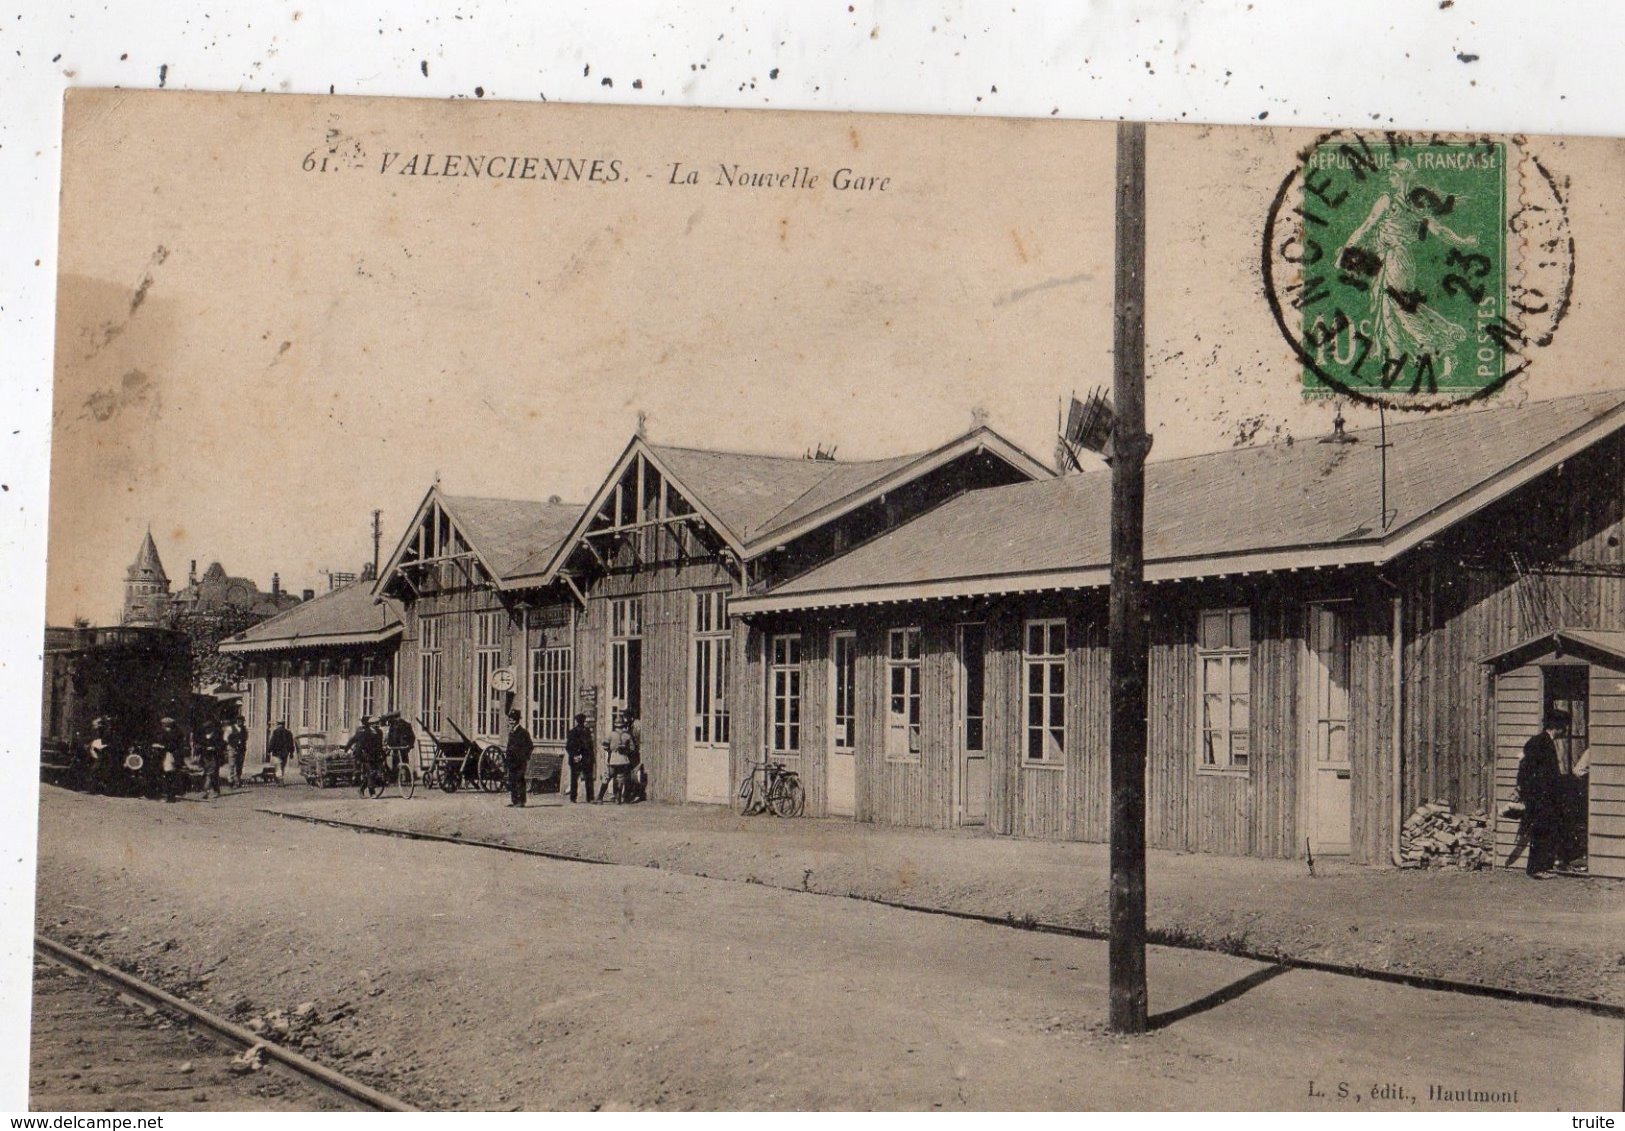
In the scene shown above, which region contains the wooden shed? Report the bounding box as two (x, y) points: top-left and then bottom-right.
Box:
(1484, 629), (1625, 879)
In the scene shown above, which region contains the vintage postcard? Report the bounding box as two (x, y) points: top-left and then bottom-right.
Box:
(30, 88), (1624, 1111)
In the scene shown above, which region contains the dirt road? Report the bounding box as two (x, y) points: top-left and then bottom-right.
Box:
(32, 789), (1623, 1110)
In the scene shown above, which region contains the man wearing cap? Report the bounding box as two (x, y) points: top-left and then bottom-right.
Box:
(505, 708), (534, 808)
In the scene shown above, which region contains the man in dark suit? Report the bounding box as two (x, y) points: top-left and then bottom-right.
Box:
(268, 720), (297, 784)
(565, 713), (594, 803)
(1517, 709), (1568, 878)
(505, 708), (534, 808)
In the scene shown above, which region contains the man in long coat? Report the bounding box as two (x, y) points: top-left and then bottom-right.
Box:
(267, 720), (297, 784)
(505, 708), (534, 808)
(1517, 709), (1568, 878)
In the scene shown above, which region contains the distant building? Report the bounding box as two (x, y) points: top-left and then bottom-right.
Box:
(122, 530), (171, 626)
(120, 533), (301, 626)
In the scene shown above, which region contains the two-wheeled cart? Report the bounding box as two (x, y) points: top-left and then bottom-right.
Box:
(397, 716), (505, 798)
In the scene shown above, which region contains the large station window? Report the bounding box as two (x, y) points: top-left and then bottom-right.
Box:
(886, 628), (922, 759)
(769, 634), (802, 754)
(1024, 620), (1066, 763)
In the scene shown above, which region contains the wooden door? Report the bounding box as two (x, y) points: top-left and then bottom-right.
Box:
(1305, 605), (1352, 855)
(957, 623), (988, 826)
(828, 631), (857, 817)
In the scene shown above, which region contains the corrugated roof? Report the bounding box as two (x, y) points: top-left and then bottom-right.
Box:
(221, 581), (402, 651)
(758, 390), (1625, 605)
(439, 494), (584, 579)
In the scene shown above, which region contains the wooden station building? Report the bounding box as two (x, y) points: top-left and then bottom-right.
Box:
(732, 391), (1625, 865)
(222, 427), (1049, 794)
(219, 580), (406, 762)
(494, 428), (1054, 804)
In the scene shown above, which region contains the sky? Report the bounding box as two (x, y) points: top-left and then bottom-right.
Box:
(46, 92), (1625, 625)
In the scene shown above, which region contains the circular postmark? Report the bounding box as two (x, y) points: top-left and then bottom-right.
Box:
(1262, 130), (1574, 409)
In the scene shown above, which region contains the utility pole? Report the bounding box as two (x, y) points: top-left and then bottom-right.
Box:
(371, 509), (383, 577)
(1108, 120), (1151, 1034)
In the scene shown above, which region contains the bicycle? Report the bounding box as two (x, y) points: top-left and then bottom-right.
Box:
(738, 759), (805, 818)
(356, 756), (391, 799)
(389, 748), (416, 799)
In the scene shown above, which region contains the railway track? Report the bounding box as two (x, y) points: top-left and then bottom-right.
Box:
(32, 935), (416, 1112)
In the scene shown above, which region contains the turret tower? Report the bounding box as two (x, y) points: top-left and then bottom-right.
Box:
(122, 529), (171, 625)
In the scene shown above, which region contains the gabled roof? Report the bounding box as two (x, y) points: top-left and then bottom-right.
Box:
(219, 581), (404, 653)
(506, 426), (1052, 588)
(374, 485), (584, 596)
(1482, 628), (1625, 671)
(438, 493), (583, 579)
(736, 390), (1625, 614)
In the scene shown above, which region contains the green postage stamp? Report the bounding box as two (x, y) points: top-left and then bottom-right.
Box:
(1295, 138), (1507, 399)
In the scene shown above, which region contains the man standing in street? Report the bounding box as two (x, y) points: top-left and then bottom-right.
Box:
(1517, 709), (1568, 878)
(154, 715), (189, 802)
(345, 715), (386, 794)
(224, 714), (248, 789)
(196, 718), (224, 800)
(268, 719), (296, 785)
(565, 713), (594, 803)
(505, 708), (534, 808)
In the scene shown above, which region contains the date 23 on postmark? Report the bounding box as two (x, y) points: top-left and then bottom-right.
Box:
(1262, 131), (1574, 408)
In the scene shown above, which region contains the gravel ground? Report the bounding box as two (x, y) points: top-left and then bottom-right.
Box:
(256, 783), (1625, 1006)
(32, 786), (1623, 1111)
(29, 956), (347, 1111)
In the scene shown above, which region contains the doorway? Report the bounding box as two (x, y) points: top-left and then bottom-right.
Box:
(1542, 663), (1591, 866)
(828, 631), (857, 817)
(956, 623), (988, 826)
(1304, 604), (1352, 856)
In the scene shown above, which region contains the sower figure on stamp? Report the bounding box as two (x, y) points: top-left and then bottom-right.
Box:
(1517, 709), (1567, 878)
(565, 713), (595, 803)
(505, 708), (533, 808)
(268, 719), (296, 784)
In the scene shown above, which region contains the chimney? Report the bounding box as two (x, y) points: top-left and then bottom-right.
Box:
(271, 572), (281, 597)
(302, 588), (315, 602)
(189, 560), (198, 585)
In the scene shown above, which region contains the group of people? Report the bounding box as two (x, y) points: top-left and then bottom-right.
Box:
(1516, 709), (1592, 877)
(79, 711), (249, 801)
(564, 711), (646, 805)
(340, 711), (419, 790)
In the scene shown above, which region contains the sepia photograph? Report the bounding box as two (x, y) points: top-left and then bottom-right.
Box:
(7, 4), (1625, 1118)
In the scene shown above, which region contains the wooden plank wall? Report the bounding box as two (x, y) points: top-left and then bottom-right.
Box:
(1346, 596), (1398, 865)
(750, 579), (1397, 860)
(731, 620), (763, 807)
(1586, 662), (1625, 878)
(1490, 664), (1542, 865)
(985, 601), (1021, 837)
(395, 584), (515, 742)
(1407, 432), (1625, 823)
(582, 558), (734, 804)
(792, 627), (830, 817)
